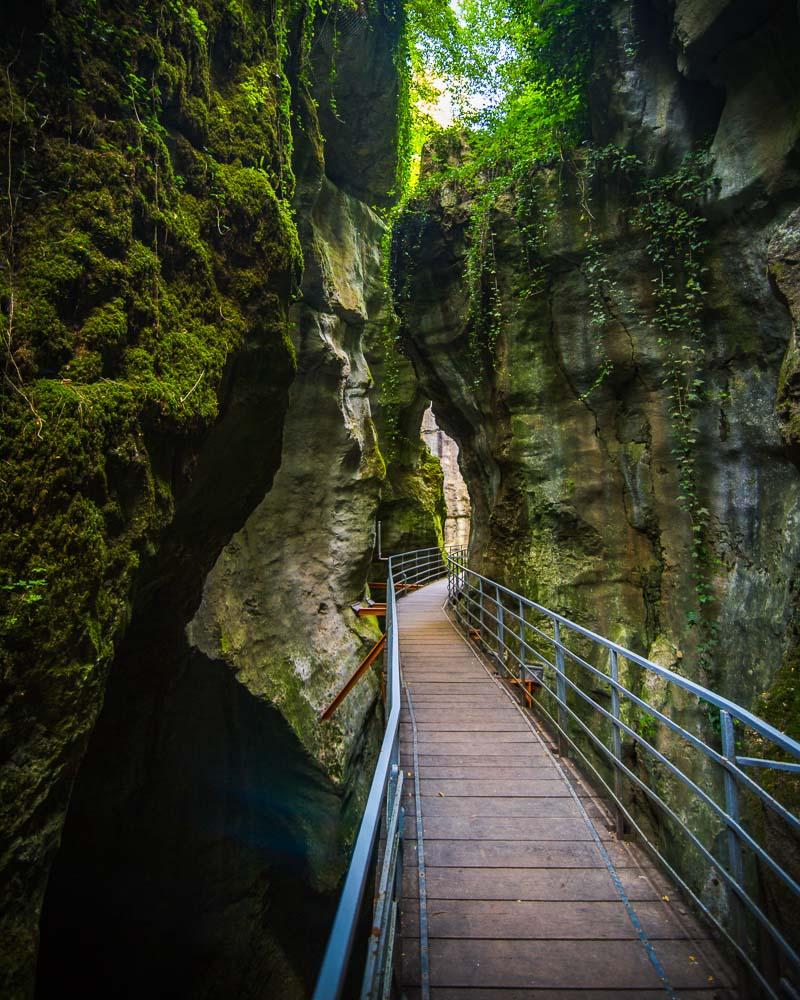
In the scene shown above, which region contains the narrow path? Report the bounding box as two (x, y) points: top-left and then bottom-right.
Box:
(397, 578), (734, 999)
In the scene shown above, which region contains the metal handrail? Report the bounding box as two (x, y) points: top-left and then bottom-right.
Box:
(312, 546), (449, 1000)
(446, 553), (800, 1000)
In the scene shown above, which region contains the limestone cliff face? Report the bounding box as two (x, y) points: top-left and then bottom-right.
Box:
(422, 407), (471, 549)
(394, 0), (800, 948)
(187, 76), (392, 779)
(0, 3), (404, 998)
(398, 0), (800, 713)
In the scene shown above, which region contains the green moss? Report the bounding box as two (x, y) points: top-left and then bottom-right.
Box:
(752, 634), (800, 811)
(776, 332), (800, 447)
(379, 444), (446, 551)
(0, 0), (303, 783)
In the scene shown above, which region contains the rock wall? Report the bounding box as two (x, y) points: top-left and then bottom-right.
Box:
(365, 315), (447, 559)
(393, 0), (800, 965)
(421, 406), (471, 549)
(0, 2), (407, 997)
(398, 0), (800, 729)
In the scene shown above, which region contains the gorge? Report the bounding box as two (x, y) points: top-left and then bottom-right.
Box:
(1, 1), (798, 998)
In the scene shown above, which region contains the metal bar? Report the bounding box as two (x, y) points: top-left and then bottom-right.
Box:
(319, 635), (386, 721)
(554, 620), (567, 757)
(404, 683), (430, 1000)
(610, 649), (624, 838)
(736, 756), (800, 773)
(445, 556), (800, 759)
(527, 688), (786, 1000)
(544, 661), (800, 899)
(361, 769), (404, 999)
(314, 549), (451, 999)
(531, 671), (800, 970)
(721, 708), (747, 996)
(496, 584), (504, 669)
(312, 696), (400, 999)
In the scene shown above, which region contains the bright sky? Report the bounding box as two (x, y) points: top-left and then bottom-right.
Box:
(419, 77), (457, 127)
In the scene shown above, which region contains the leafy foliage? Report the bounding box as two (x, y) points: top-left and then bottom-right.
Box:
(0, 0), (301, 687)
(386, 0), (610, 390)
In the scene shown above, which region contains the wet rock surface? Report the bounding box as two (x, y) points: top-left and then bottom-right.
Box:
(14, 4), (404, 999)
(393, 0), (800, 967)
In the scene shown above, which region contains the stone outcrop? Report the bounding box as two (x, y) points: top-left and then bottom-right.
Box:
(0, 3), (406, 997)
(398, 0), (800, 725)
(421, 406), (471, 549)
(393, 0), (800, 964)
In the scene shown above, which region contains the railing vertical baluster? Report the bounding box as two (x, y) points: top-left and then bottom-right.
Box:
(610, 649), (624, 838)
(721, 707), (747, 990)
(320, 550), (800, 999)
(554, 619), (567, 757)
(496, 584), (505, 674)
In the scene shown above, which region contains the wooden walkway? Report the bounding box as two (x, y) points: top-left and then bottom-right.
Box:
(397, 578), (734, 999)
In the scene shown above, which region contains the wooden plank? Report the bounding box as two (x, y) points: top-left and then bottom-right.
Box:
(411, 710), (523, 722)
(401, 737), (536, 749)
(414, 722), (532, 732)
(402, 866), (665, 902)
(406, 816), (593, 841)
(400, 744), (536, 756)
(415, 840), (606, 869)
(401, 938), (664, 989)
(417, 765), (557, 779)
(399, 898), (711, 941)
(402, 796), (582, 818)
(403, 988), (733, 999)
(403, 695), (515, 703)
(417, 779), (567, 797)
(402, 667), (485, 674)
(414, 754), (551, 766)
(400, 730), (534, 744)
(402, 682), (498, 691)
(403, 676), (496, 684)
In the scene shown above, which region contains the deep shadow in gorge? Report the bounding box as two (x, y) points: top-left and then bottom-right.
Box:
(4, 0), (800, 996)
(36, 641), (341, 1000)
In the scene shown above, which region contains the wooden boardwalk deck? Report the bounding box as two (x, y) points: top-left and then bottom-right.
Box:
(397, 578), (735, 999)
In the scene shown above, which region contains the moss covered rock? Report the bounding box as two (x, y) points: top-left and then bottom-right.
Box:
(0, 0), (303, 992)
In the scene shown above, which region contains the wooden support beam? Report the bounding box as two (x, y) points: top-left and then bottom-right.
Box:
(505, 676), (539, 710)
(354, 603), (387, 617)
(319, 635), (386, 722)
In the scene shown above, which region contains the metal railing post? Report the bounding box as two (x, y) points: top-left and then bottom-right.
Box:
(496, 584), (505, 673)
(554, 620), (567, 757)
(318, 548), (800, 999)
(721, 708), (747, 992)
(610, 649), (624, 838)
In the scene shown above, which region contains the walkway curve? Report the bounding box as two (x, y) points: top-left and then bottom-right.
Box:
(397, 578), (734, 998)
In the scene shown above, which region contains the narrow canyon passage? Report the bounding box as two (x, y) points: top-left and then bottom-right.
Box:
(396, 580), (732, 996)
(34, 646), (343, 1000)
(1, 1), (800, 998)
